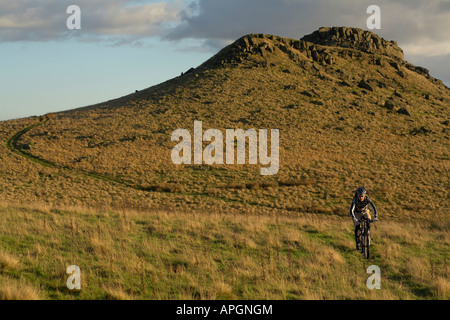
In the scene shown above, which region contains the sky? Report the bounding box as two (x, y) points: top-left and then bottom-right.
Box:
(1, 0), (449, 121)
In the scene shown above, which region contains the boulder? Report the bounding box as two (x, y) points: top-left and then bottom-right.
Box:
(396, 107), (411, 116)
(301, 90), (314, 97)
(339, 81), (352, 87)
(390, 62), (401, 71)
(358, 80), (373, 92)
(18, 144), (31, 151)
(383, 100), (395, 110)
(410, 127), (432, 135)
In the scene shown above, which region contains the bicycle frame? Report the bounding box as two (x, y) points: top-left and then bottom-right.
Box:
(359, 217), (371, 258)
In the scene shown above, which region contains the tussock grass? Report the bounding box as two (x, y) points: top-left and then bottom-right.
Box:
(0, 33), (448, 300)
(0, 202), (447, 300)
(0, 33), (448, 221)
(0, 251), (20, 272)
(0, 278), (41, 300)
(103, 285), (132, 300)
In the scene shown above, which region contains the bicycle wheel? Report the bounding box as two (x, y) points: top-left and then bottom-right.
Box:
(364, 233), (370, 259)
(359, 231), (364, 253)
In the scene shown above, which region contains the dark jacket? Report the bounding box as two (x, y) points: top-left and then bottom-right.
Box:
(349, 195), (377, 220)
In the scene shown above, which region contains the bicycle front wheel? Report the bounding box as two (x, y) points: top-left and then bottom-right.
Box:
(363, 234), (370, 259)
(359, 231), (364, 253)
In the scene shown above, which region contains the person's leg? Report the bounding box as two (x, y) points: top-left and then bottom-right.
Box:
(355, 224), (361, 249)
(354, 211), (363, 249)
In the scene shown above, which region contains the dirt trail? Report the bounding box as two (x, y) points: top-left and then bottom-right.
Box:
(6, 116), (139, 189)
(4, 117), (340, 215)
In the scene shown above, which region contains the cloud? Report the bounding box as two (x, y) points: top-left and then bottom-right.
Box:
(0, 0), (184, 44)
(375, 0), (450, 56)
(1, 0), (448, 84)
(164, 0), (450, 84)
(3, 0), (449, 54)
(402, 41), (450, 57)
(166, 0), (450, 52)
(165, 0), (324, 43)
(407, 53), (450, 86)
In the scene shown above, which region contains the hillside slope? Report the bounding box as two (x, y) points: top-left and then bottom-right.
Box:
(0, 27), (449, 220)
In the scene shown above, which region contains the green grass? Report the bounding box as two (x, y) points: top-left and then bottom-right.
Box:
(0, 202), (448, 300)
(0, 32), (448, 300)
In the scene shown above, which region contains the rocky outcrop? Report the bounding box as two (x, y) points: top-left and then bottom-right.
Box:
(301, 27), (404, 61)
(201, 27), (406, 71)
(192, 27), (447, 90)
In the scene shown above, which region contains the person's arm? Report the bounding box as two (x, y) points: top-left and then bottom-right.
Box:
(369, 199), (378, 219)
(349, 199), (356, 220)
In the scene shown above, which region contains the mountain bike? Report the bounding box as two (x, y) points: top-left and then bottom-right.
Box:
(358, 217), (373, 259)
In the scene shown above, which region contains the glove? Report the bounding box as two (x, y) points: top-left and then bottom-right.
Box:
(372, 217), (379, 223)
(353, 218), (359, 226)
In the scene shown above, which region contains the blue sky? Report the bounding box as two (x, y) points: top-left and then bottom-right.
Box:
(1, 0), (449, 121)
(0, 38), (211, 120)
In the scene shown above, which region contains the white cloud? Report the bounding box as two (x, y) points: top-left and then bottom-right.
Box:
(0, 0), (448, 85)
(3, 0), (449, 54)
(0, 0), (184, 43)
(402, 41), (450, 57)
(164, 0), (450, 84)
(406, 53), (450, 86)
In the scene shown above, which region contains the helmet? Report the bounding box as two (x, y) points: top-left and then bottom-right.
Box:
(356, 187), (367, 196)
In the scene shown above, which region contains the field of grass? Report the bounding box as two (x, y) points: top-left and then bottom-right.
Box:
(0, 33), (448, 222)
(0, 201), (448, 300)
(0, 32), (448, 300)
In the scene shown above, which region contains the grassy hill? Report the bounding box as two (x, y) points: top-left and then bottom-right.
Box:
(0, 27), (448, 299)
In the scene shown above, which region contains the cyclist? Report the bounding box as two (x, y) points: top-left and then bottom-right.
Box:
(349, 187), (378, 250)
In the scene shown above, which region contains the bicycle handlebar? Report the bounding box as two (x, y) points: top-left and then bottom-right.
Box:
(360, 217), (378, 223)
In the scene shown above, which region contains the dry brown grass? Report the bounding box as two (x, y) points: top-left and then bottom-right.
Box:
(103, 285), (131, 300)
(0, 33), (447, 222)
(0, 278), (41, 300)
(0, 251), (20, 272)
(433, 277), (450, 297)
(0, 201), (448, 300)
(0, 31), (448, 300)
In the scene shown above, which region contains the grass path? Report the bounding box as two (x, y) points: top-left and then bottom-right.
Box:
(5, 119), (331, 215)
(6, 116), (143, 189)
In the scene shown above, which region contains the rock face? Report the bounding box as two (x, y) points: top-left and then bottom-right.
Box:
(200, 27), (407, 75)
(183, 27), (447, 90)
(301, 27), (404, 61)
